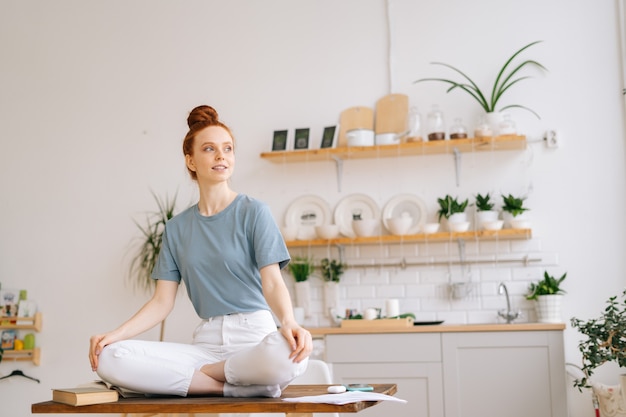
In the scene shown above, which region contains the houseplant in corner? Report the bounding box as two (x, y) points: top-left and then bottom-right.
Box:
(501, 193), (529, 229)
(437, 195), (469, 232)
(571, 290), (626, 416)
(288, 256), (314, 318)
(127, 190), (178, 341)
(414, 40), (547, 132)
(320, 258), (345, 316)
(526, 271), (567, 323)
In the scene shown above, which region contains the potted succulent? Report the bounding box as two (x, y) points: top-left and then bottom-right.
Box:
(414, 40), (547, 122)
(320, 258), (345, 316)
(474, 193), (499, 229)
(437, 195), (469, 232)
(571, 289), (626, 389)
(288, 256), (314, 317)
(526, 271), (567, 323)
(127, 191), (178, 341)
(501, 193), (529, 229)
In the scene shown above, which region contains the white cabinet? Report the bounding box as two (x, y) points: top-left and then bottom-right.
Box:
(442, 331), (567, 417)
(325, 333), (444, 417)
(322, 329), (566, 417)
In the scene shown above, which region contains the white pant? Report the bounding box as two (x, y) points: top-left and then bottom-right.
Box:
(96, 310), (308, 396)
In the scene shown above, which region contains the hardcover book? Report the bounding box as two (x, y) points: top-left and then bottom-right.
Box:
(52, 386), (119, 406)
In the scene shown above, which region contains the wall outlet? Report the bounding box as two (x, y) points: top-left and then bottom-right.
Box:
(544, 129), (562, 148)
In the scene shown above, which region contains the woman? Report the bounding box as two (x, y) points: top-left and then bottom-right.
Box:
(89, 105), (311, 398)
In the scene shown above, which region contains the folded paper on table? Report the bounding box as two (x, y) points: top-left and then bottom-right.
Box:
(282, 391), (407, 405)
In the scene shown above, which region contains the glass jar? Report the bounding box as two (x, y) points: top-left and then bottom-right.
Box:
(426, 105), (445, 141)
(499, 114), (517, 135)
(474, 115), (493, 138)
(406, 106), (422, 141)
(449, 118), (468, 139)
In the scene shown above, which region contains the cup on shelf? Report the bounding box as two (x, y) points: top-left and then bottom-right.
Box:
(386, 217), (412, 236)
(315, 224), (340, 239)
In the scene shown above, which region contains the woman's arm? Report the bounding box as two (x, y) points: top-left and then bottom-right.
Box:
(89, 279), (179, 371)
(260, 263), (312, 363)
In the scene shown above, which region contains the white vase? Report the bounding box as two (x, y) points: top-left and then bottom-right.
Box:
(535, 295), (563, 323)
(323, 281), (341, 317)
(294, 281), (311, 318)
(486, 112), (503, 136)
(448, 212), (467, 223)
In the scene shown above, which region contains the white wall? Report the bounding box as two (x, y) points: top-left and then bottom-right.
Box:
(0, 1), (624, 417)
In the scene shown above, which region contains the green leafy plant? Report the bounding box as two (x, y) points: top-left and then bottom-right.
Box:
(288, 256), (314, 282)
(571, 289), (626, 389)
(414, 40), (547, 118)
(128, 191), (178, 293)
(437, 195), (468, 221)
(526, 271), (567, 301)
(320, 258), (345, 283)
(474, 193), (495, 212)
(501, 194), (529, 217)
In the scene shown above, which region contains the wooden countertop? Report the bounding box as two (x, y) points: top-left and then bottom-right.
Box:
(32, 384), (396, 414)
(307, 322), (566, 336)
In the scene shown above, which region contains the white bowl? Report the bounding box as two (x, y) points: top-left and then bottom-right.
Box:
(482, 220), (504, 231)
(352, 219), (379, 237)
(448, 221), (471, 232)
(281, 226), (298, 241)
(386, 217), (412, 236)
(510, 219), (531, 229)
(315, 224), (340, 239)
(346, 129), (375, 147)
(375, 132), (401, 145)
(421, 222), (440, 234)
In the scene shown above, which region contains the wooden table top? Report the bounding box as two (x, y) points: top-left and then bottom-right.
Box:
(32, 384), (397, 414)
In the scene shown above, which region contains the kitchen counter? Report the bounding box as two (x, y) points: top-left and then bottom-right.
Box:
(307, 322), (565, 336)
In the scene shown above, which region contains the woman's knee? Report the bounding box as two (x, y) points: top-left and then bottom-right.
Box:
(95, 341), (133, 384)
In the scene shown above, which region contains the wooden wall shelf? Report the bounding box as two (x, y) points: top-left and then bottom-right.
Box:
(2, 348), (40, 366)
(0, 312), (42, 332)
(260, 135), (526, 163)
(1, 312), (43, 365)
(285, 228), (531, 248)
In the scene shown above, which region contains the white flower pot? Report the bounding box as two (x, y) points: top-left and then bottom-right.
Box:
(294, 281), (311, 318)
(476, 210), (499, 227)
(535, 295), (563, 323)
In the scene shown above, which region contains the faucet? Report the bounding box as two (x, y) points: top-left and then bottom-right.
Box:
(497, 282), (521, 323)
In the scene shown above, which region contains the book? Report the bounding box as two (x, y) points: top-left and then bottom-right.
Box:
(52, 386), (119, 406)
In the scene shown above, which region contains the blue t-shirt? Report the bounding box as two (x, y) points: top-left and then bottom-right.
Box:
(152, 194), (290, 318)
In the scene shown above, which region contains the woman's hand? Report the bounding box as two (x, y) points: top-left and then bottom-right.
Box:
(89, 332), (117, 371)
(279, 321), (312, 363)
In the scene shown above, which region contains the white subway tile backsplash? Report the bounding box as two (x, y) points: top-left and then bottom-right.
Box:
(285, 237), (554, 326)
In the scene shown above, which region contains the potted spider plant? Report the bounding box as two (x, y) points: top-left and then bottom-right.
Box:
(437, 195), (469, 232)
(414, 40), (547, 132)
(320, 258), (345, 316)
(288, 256), (314, 318)
(128, 190), (178, 340)
(526, 271), (566, 323)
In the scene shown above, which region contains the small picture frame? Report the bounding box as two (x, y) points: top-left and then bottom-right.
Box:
(320, 125), (338, 149)
(294, 128), (310, 150)
(272, 130), (289, 151)
(1, 329), (17, 350)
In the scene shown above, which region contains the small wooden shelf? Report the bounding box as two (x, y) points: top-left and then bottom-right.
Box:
(260, 135), (526, 163)
(2, 348), (40, 366)
(0, 312), (42, 365)
(0, 312), (42, 332)
(285, 228), (531, 248)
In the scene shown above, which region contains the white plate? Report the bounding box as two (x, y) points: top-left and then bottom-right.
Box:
(334, 194), (381, 238)
(284, 195), (332, 237)
(382, 194), (427, 235)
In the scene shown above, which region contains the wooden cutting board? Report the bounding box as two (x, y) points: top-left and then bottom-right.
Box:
(375, 93), (409, 134)
(337, 106), (374, 147)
